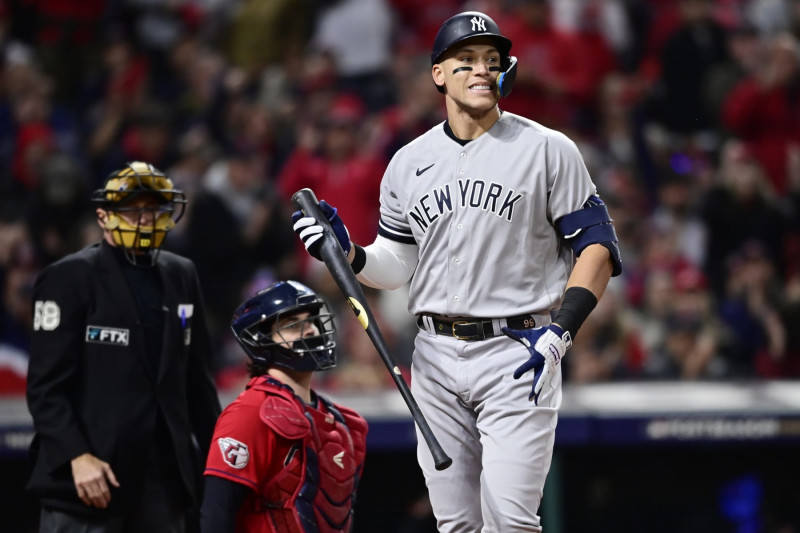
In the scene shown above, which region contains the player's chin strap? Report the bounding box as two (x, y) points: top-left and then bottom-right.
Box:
(497, 56), (517, 98)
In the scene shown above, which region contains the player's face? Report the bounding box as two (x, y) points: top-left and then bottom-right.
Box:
(433, 38), (501, 111)
(271, 311), (320, 348)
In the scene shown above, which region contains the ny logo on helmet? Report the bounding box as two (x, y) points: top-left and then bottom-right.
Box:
(470, 16), (486, 32)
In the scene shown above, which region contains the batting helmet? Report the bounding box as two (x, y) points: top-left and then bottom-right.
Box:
(230, 281), (337, 372)
(91, 161), (186, 265)
(430, 11), (517, 96)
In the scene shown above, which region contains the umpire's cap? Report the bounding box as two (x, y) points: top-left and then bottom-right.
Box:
(430, 11), (512, 65)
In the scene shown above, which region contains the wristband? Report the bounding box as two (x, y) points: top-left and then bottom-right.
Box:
(351, 245), (367, 274)
(554, 286), (597, 339)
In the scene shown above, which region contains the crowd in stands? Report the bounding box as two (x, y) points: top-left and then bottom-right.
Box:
(1, 0), (800, 397)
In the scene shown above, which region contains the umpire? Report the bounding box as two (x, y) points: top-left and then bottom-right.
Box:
(26, 162), (222, 532)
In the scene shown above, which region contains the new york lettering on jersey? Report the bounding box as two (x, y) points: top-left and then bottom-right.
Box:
(409, 180), (523, 231)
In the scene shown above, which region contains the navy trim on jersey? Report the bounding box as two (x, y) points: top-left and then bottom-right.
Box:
(378, 219), (417, 245)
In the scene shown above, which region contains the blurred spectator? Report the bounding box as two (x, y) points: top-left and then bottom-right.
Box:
(370, 56), (446, 161)
(321, 287), (407, 393)
(19, 0), (106, 105)
(500, 0), (602, 130)
(277, 92), (386, 286)
(718, 241), (788, 377)
(566, 284), (646, 382)
(176, 151), (295, 358)
(0, 262), (34, 394)
(722, 31), (800, 195)
(310, 0), (396, 111)
(699, 139), (790, 297)
(25, 153), (91, 265)
(0, 212), (35, 395)
(643, 263), (731, 379)
(0, 43), (82, 198)
(221, 0), (316, 80)
(650, 169), (708, 269)
(703, 22), (763, 133)
(645, 0), (729, 141)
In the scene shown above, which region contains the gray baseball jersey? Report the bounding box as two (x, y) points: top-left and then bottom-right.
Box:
(378, 111), (596, 317)
(371, 110), (598, 532)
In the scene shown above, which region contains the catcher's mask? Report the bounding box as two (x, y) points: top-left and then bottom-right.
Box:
(431, 11), (517, 97)
(230, 281), (337, 372)
(91, 161), (186, 266)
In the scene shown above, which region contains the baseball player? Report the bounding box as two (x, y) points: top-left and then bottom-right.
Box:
(200, 281), (368, 533)
(293, 11), (622, 533)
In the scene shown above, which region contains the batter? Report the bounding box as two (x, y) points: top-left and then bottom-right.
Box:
(293, 11), (622, 532)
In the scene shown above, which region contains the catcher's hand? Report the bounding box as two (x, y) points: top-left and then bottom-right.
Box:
(292, 199), (351, 260)
(502, 324), (572, 404)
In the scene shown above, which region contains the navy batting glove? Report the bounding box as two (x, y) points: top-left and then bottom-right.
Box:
(292, 200), (351, 260)
(502, 324), (572, 404)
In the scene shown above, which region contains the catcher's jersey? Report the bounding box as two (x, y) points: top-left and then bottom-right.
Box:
(378, 111), (597, 317)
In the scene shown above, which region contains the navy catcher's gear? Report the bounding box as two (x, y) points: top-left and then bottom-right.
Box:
(231, 281), (337, 372)
(430, 11), (516, 96)
(556, 195), (622, 276)
(292, 200), (352, 261)
(503, 324), (572, 404)
(91, 161), (186, 265)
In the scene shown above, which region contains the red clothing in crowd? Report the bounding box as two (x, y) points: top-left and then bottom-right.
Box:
(277, 149), (385, 246)
(723, 78), (800, 195)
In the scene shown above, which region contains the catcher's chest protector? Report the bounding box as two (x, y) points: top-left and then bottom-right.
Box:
(254, 380), (368, 533)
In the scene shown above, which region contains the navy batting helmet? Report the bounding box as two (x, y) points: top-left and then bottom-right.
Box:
(230, 281), (337, 372)
(430, 11), (516, 96)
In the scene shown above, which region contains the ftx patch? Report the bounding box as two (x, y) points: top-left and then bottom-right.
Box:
(86, 326), (130, 346)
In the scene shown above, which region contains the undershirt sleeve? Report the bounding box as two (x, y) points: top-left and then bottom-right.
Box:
(357, 236), (419, 290)
(200, 476), (251, 533)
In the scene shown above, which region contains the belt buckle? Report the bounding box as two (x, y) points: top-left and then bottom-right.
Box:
(452, 320), (480, 341)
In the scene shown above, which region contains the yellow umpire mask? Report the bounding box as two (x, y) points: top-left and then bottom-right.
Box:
(92, 162), (186, 264)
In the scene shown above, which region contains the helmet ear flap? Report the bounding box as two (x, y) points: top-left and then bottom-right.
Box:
(497, 56), (517, 98)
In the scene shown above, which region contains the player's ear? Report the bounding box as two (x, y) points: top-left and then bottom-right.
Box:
(432, 64), (445, 91)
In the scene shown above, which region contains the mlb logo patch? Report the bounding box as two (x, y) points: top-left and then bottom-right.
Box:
(218, 437), (249, 469)
(86, 326), (130, 346)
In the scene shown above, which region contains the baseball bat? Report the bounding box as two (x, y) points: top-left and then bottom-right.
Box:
(292, 188), (452, 471)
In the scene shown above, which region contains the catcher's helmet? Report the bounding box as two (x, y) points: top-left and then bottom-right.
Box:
(431, 11), (516, 97)
(91, 161), (186, 265)
(230, 281), (337, 372)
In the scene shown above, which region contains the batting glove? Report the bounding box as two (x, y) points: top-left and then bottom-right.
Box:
(502, 324), (572, 404)
(292, 200), (352, 261)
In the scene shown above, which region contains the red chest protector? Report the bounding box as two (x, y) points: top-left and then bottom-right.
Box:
(250, 378), (368, 533)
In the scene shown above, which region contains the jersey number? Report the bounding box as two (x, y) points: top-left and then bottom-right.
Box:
(33, 300), (61, 331)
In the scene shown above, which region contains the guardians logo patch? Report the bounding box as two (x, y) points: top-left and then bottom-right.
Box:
(85, 326), (130, 346)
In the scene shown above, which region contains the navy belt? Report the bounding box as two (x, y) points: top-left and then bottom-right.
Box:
(417, 313), (544, 341)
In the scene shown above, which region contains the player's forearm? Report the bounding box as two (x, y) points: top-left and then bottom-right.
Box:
(553, 244), (613, 339)
(349, 236), (418, 290)
(566, 243), (613, 299)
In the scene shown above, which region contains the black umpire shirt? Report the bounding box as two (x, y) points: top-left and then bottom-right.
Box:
(26, 240), (222, 517)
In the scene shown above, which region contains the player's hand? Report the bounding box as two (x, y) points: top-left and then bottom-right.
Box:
(71, 452), (120, 508)
(502, 324), (572, 404)
(292, 199), (352, 260)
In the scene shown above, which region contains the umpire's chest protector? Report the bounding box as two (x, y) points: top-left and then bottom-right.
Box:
(253, 380), (367, 533)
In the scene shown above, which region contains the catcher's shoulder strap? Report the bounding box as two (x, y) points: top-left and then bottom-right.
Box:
(254, 377), (311, 440)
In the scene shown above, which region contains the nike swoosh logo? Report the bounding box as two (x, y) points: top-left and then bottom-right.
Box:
(416, 164), (435, 176)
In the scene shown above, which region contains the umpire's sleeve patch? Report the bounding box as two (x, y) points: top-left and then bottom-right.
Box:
(33, 300), (61, 331)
